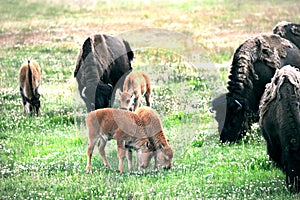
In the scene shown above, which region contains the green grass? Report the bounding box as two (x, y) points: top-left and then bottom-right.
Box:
(1, 0), (300, 199)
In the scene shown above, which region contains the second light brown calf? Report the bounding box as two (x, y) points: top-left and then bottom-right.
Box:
(135, 107), (174, 170)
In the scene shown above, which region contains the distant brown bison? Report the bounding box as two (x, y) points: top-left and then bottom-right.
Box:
(120, 71), (151, 111)
(259, 65), (300, 193)
(85, 108), (152, 173)
(135, 107), (173, 170)
(18, 60), (41, 116)
(211, 33), (300, 143)
(74, 34), (134, 112)
(273, 21), (300, 49)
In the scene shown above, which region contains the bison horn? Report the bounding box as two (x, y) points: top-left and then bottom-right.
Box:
(234, 99), (242, 111)
(290, 138), (297, 144)
(291, 25), (300, 36)
(81, 87), (87, 98)
(209, 107), (215, 113)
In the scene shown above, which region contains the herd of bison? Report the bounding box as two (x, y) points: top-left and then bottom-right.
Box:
(18, 21), (300, 192)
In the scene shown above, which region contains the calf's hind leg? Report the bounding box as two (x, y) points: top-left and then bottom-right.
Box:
(97, 136), (110, 169)
(126, 149), (133, 171)
(85, 136), (99, 173)
(20, 88), (28, 114)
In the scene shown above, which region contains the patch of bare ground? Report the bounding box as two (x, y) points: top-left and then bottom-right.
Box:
(0, 21), (152, 46)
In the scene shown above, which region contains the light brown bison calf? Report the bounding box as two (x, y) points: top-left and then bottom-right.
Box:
(18, 60), (41, 116)
(85, 108), (152, 173)
(135, 107), (173, 170)
(120, 71), (151, 111)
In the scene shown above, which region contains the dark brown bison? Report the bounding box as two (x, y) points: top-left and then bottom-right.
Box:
(259, 65), (300, 192)
(74, 34), (134, 112)
(273, 21), (300, 49)
(19, 60), (41, 116)
(211, 34), (300, 143)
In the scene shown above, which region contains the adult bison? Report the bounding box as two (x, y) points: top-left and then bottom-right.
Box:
(211, 33), (300, 143)
(259, 65), (300, 193)
(273, 21), (300, 49)
(74, 34), (134, 112)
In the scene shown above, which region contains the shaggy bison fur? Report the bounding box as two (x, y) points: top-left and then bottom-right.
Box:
(259, 65), (300, 192)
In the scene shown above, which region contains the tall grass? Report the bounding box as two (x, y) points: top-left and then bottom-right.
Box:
(1, 0), (300, 199)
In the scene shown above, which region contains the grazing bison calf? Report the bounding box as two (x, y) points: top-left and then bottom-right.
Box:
(135, 107), (173, 170)
(18, 60), (41, 116)
(85, 108), (152, 173)
(259, 65), (300, 192)
(120, 71), (151, 111)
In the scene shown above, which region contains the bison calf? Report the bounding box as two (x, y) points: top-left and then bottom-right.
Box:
(85, 108), (152, 173)
(18, 60), (41, 116)
(259, 65), (300, 192)
(120, 71), (151, 111)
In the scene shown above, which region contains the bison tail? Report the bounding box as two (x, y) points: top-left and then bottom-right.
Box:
(123, 40), (134, 63)
(27, 60), (34, 98)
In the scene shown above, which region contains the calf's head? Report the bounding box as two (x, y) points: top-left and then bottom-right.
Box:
(120, 91), (135, 111)
(29, 94), (41, 116)
(137, 148), (156, 169)
(156, 144), (173, 170)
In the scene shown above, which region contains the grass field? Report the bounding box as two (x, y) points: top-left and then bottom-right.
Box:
(1, 0), (300, 199)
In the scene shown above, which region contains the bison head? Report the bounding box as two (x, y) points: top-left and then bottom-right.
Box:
(273, 21), (300, 49)
(211, 93), (246, 143)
